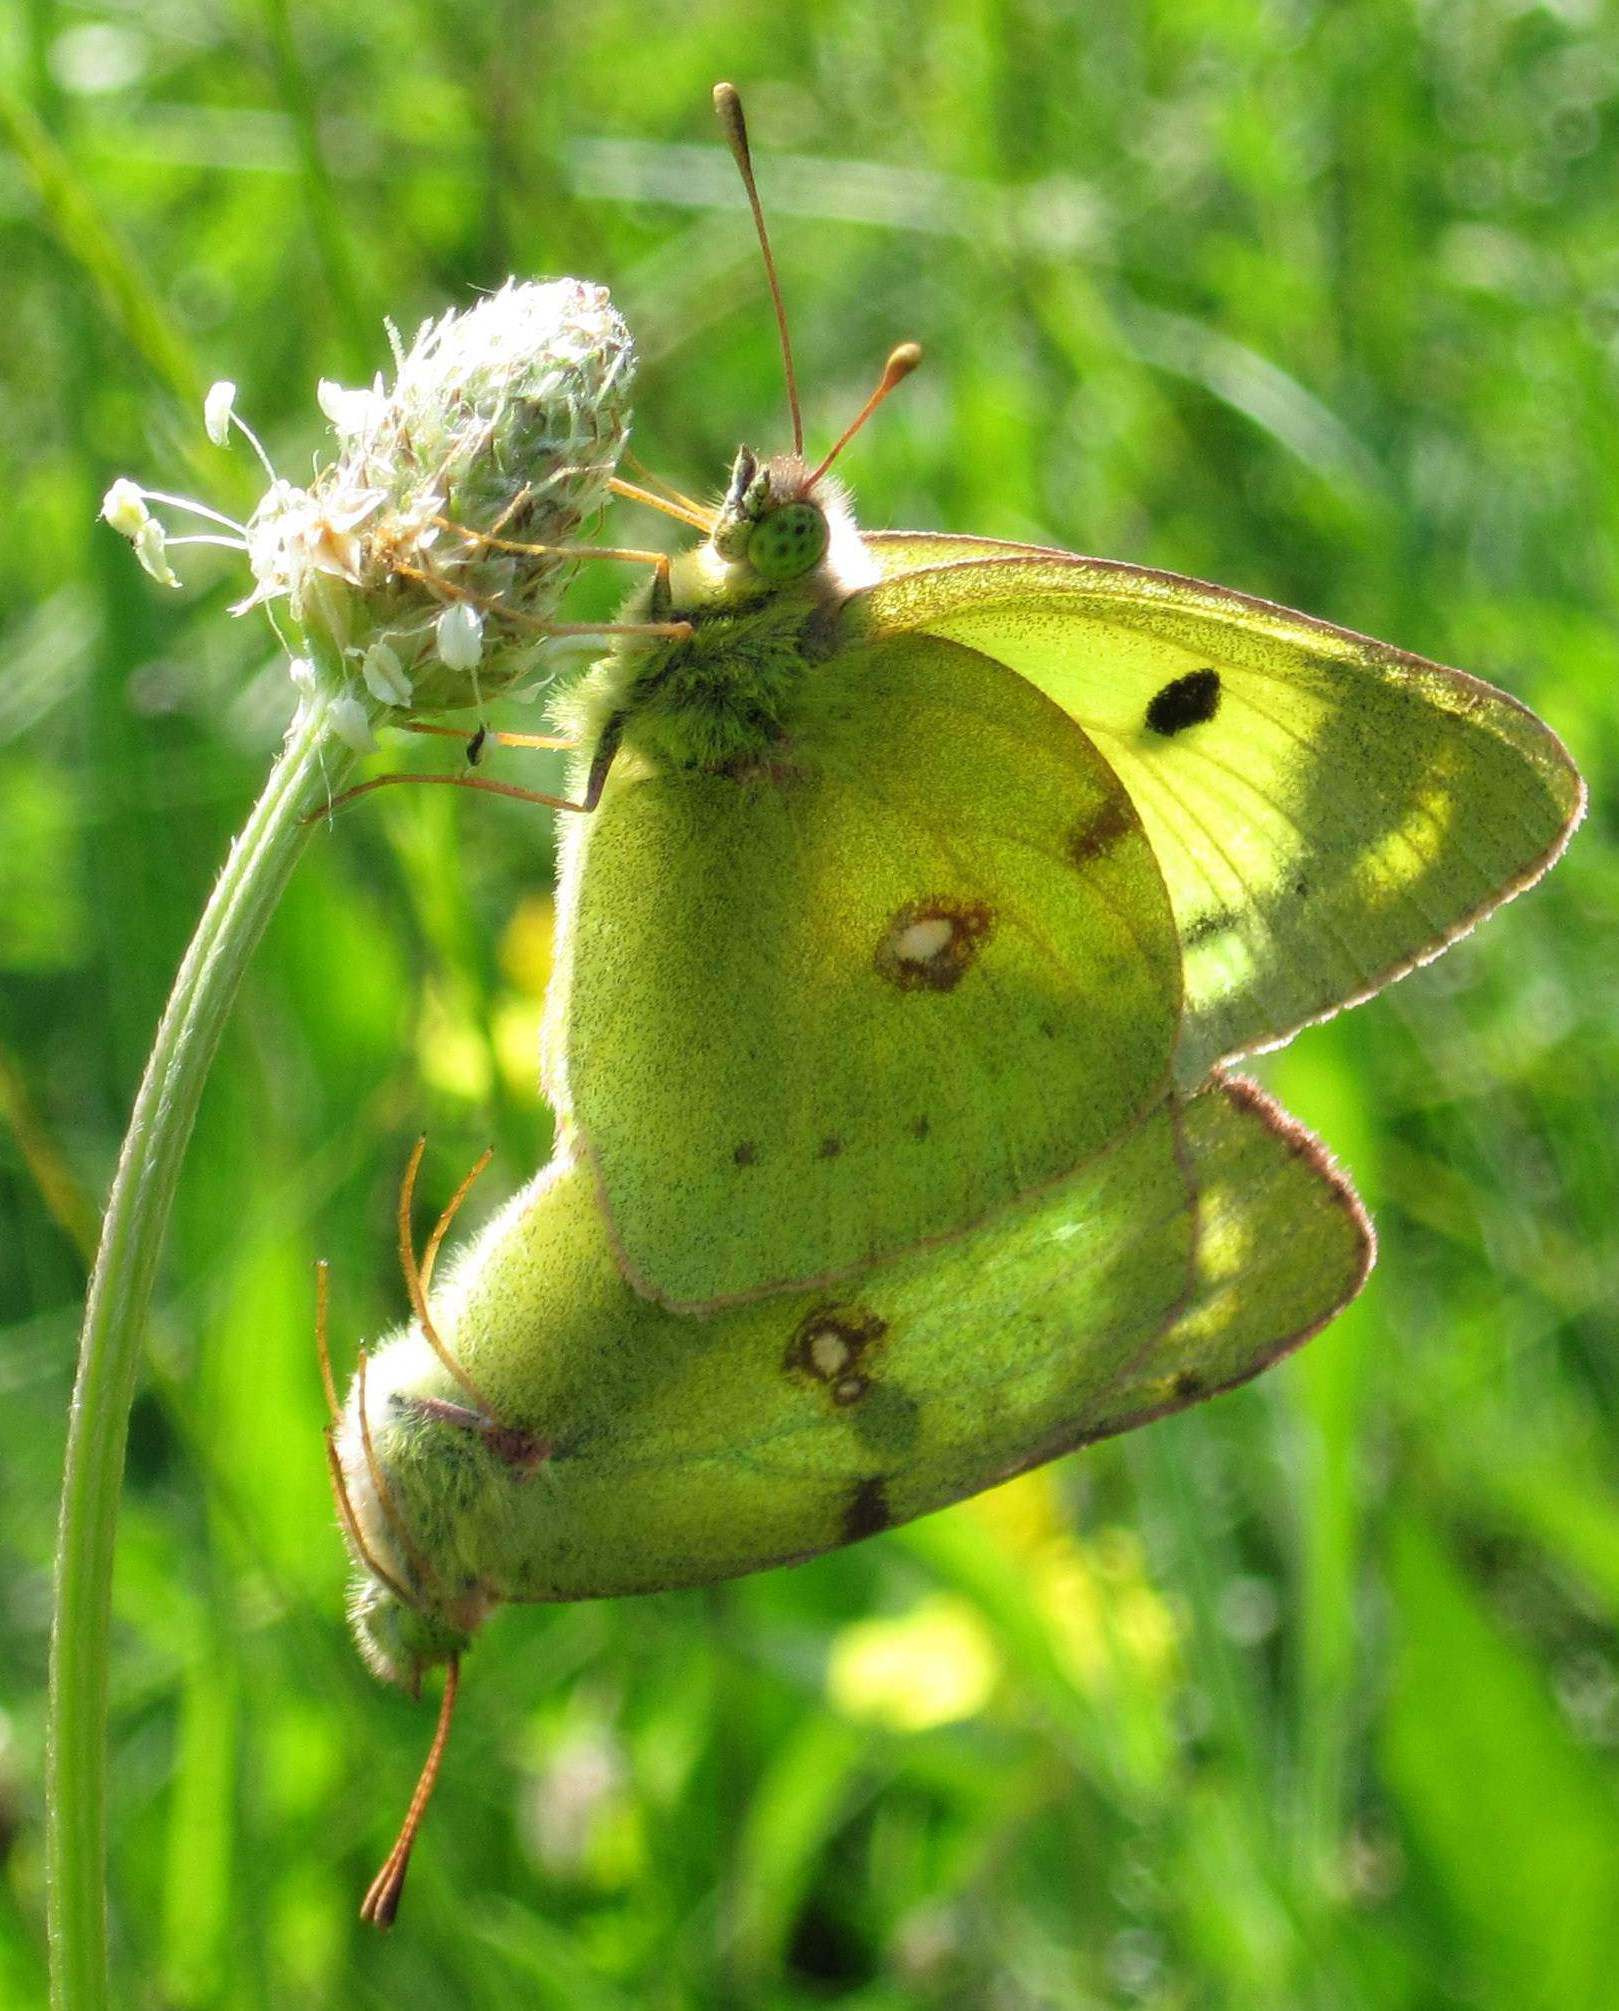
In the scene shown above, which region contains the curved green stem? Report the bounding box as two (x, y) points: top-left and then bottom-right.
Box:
(46, 697), (358, 2011)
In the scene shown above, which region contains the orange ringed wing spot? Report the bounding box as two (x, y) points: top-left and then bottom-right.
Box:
(787, 1304), (889, 1409)
(875, 897), (994, 991)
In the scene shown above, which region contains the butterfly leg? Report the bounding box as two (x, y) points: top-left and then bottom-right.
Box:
(579, 712), (625, 812)
(306, 768), (598, 821)
(401, 720), (576, 758)
(315, 1261), (417, 1607)
(396, 1136), (497, 1419)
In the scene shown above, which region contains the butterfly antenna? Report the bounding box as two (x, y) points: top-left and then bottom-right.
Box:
(713, 81), (803, 457)
(419, 1145), (493, 1298)
(360, 1656), (461, 1930)
(805, 343), (923, 488)
(315, 1259), (340, 1428)
(398, 1136), (496, 1418)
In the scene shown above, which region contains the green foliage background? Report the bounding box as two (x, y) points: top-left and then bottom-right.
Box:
(2, 1), (1617, 2004)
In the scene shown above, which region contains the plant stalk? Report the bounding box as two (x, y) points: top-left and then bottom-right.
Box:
(46, 696), (357, 2011)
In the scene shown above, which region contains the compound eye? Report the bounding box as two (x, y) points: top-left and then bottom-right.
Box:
(747, 501), (829, 582)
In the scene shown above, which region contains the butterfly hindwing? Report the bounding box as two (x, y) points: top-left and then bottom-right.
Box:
(1080, 1072), (1374, 1445)
(545, 627), (1182, 1311)
(409, 1079), (1369, 1603)
(450, 1099), (1195, 1597)
(853, 540), (1584, 1085)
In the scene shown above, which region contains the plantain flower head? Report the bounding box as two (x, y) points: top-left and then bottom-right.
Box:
(103, 278), (635, 717)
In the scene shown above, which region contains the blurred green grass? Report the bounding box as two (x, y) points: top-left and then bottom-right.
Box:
(3, 1), (1617, 2004)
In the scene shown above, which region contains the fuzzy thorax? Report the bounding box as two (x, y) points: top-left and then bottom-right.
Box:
(556, 476), (879, 777)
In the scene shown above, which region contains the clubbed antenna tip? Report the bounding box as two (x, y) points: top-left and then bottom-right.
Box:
(713, 79), (804, 457)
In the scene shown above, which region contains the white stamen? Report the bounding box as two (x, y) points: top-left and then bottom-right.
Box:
(360, 640), (412, 706)
(204, 379), (237, 446)
(231, 411), (279, 481)
(328, 693), (377, 753)
(138, 489), (249, 535)
(436, 601), (484, 671)
(134, 519), (179, 588)
(101, 478), (149, 537)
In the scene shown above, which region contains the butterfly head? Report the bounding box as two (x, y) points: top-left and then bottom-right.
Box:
(711, 446), (832, 582)
(347, 1568), (481, 1695)
(705, 84), (921, 593)
(331, 1350), (494, 1692)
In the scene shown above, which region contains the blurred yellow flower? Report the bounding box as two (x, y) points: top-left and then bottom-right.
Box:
(493, 1000), (544, 1100)
(501, 892), (556, 997)
(414, 980), (492, 1101)
(827, 1594), (1000, 1732)
(964, 1470), (1180, 1697)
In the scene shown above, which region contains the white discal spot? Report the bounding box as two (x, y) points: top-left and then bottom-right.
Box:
(808, 1327), (852, 1377)
(833, 1375), (868, 1405)
(894, 916), (955, 965)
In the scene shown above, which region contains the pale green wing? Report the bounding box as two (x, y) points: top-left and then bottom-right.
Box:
(545, 628), (1181, 1312)
(390, 1078), (1367, 1606)
(1080, 1072), (1373, 1444)
(864, 529), (1065, 574)
(843, 548), (1585, 1085)
(409, 1100), (1198, 1602)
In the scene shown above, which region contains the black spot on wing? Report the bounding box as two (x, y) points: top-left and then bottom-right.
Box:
(733, 1139), (758, 1166)
(817, 1135), (844, 1160)
(842, 1477), (891, 1543)
(1065, 796), (1136, 866)
(1185, 909), (1232, 947)
(1146, 668), (1222, 737)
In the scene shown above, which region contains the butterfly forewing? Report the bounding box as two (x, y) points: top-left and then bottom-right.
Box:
(545, 630), (1181, 1311)
(852, 544), (1584, 1085)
